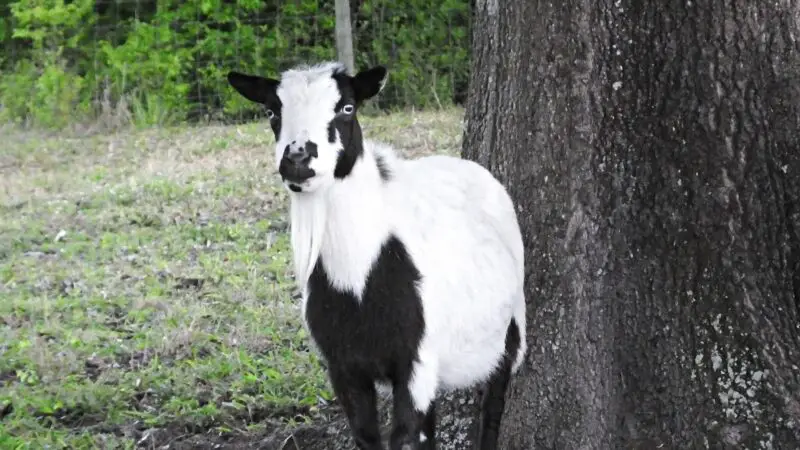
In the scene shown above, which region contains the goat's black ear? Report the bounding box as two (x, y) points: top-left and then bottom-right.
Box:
(352, 66), (388, 103)
(227, 71), (280, 105)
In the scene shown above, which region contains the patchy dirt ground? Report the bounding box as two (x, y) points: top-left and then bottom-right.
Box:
(0, 108), (471, 448)
(148, 388), (481, 450)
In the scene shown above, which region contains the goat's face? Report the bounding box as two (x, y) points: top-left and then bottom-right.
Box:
(227, 62), (387, 193)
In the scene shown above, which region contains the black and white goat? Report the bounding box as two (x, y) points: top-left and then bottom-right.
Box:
(227, 61), (527, 450)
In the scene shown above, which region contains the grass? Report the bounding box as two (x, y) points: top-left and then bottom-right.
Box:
(0, 106), (465, 449)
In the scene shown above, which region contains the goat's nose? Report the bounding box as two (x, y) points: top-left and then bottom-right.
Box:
(284, 144), (309, 165)
(283, 141), (318, 165)
(289, 148), (308, 164)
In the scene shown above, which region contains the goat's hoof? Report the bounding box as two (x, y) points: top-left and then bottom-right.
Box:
(394, 442), (417, 450)
(388, 437), (417, 450)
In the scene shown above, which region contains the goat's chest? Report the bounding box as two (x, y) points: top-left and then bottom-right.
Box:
(303, 235), (425, 375)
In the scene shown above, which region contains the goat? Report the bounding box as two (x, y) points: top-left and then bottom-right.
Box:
(227, 61), (527, 450)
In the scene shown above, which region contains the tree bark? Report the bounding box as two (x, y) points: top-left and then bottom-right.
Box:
(463, 0), (800, 448)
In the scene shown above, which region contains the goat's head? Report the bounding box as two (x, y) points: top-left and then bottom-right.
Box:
(227, 62), (387, 193)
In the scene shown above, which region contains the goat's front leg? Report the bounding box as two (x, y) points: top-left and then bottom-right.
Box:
(389, 382), (422, 450)
(390, 360), (438, 450)
(328, 368), (383, 450)
(419, 402), (436, 450)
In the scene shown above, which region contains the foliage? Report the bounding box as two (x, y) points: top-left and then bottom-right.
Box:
(0, 0), (470, 129)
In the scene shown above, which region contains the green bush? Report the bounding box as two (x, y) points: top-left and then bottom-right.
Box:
(0, 0), (470, 129)
(0, 0), (96, 127)
(0, 56), (90, 128)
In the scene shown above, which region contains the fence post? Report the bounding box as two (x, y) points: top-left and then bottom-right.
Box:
(334, 0), (355, 74)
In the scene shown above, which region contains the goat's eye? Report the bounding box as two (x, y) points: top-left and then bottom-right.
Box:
(266, 109), (275, 119)
(342, 104), (354, 114)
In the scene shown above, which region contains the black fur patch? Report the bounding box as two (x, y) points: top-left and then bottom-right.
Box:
(304, 235), (425, 384)
(305, 141), (319, 158)
(269, 107), (282, 138)
(476, 318), (522, 448)
(375, 152), (392, 181)
(504, 319), (521, 366)
(329, 72), (364, 179)
(327, 122), (337, 144)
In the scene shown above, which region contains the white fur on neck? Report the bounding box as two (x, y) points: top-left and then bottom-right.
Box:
(290, 143), (393, 299)
(290, 192), (327, 290)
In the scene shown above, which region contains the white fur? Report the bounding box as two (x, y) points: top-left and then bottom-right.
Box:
(289, 193), (326, 290)
(317, 151), (389, 297)
(275, 62), (353, 287)
(290, 148), (390, 294)
(275, 62), (348, 195)
(383, 149), (527, 402)
(408, 348), (439, 412)
(274, 63), (527, 416)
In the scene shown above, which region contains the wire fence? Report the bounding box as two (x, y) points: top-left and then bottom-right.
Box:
(0, 0), (472, 129)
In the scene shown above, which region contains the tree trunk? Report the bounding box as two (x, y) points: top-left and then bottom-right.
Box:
(463, 0), (800, 448)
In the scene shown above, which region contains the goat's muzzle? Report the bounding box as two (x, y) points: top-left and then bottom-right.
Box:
(279, 141), (316, 184)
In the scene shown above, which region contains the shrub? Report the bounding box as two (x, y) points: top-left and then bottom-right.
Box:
(0, 0), (470, 129)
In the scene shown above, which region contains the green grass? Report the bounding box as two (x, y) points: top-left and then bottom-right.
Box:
(0, 107), (465, 448)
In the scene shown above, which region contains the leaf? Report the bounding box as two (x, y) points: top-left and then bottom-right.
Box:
(265, 368), (282, 381)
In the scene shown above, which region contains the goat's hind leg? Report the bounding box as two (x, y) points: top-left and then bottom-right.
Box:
(328, 368), (383, 450)
(475, 319), (522, 450)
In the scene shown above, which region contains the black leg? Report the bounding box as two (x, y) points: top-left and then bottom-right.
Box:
(475, 368), (511, 450)
(328, 369), (384, 450)
(476, 319), (521, 450)
(419, 401), (436, 450)
(389, 382), (422, 450)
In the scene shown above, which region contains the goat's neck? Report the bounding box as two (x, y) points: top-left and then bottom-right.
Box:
(290, 150), (390, 299)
